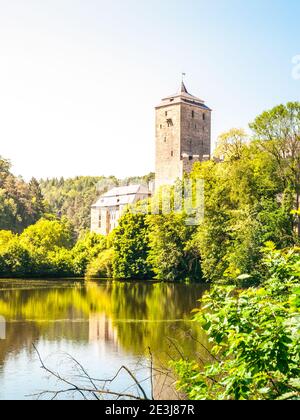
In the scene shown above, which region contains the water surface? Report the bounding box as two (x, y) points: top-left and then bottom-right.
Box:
(0, 279), (208, 400)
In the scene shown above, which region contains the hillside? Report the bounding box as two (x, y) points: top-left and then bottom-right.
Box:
(0, 156), (45, 233)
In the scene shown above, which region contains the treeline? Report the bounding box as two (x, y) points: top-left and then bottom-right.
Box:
(0, 158), (156, 278)
(0, 218), (107, 278)
(0, 157), (45, 233)
(0, 154), (155, 237)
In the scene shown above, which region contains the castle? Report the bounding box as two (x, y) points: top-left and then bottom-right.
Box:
(91, 185), (151, 236)
(155, 81), (211, 189)
(91, 81), (212, 234)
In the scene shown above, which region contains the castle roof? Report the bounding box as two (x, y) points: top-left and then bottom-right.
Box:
(156, 82), (211, 111)
(92, 185), (150, 208)
(180, 81), (189, 94)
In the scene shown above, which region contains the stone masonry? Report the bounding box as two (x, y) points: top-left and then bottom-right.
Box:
(155, 82), (211, 190)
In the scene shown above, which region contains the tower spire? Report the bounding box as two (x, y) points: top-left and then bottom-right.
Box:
(180, 73), (188, 94)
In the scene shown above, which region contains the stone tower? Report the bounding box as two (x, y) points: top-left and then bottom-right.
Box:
(155, 82), (211, 190)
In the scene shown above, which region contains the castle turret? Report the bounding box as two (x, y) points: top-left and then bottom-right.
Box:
(155, 82), (212, 190)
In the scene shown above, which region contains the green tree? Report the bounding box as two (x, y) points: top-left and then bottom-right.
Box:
(0, 156), (11, 181)
(28, 177), (45, 220)
(86, 248), (115, 278)
(214, 128), (248, 161)
(0, 156), (47, 232)
(72, 232), (107, 276)
(173, 245), (300, 400)
(112, 212), (153, 279)
(191, 133), (294, 283)
(20, 218), (75, 252)
(250, 102), (300, 235)
(0, 237), (32, 277)
(147, 213), (201, 282)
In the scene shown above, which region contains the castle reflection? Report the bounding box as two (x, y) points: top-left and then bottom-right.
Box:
(0, 280), (209, 400)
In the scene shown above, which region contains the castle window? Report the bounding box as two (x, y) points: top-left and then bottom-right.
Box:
(192, 111), (195, 118)
(98, 214), (102, 228)
(203, 113), (206, 121)
(160, 124), (162, 129)
(165, 111), (168, 116)
(171, 151), (174, 157)
(164, 137), (167, 142)
(167, 118), (173, 127)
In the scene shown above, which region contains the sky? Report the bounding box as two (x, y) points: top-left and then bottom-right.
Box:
(0, 0), (299, 180)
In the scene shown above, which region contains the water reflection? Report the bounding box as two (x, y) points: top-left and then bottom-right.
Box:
(0, 280), (208, 400)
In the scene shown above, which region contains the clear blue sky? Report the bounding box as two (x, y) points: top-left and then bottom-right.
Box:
(0, 0), (299, 179)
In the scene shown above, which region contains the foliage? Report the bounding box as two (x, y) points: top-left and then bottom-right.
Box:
(0, 156), (46, 233)
(173, 246), (300, 400)
(0, 238), (32, 277)
(112, 212), (153, 280)
(71, 232), (108, 276)
(214, 128), (248, 161)
(86, 248), (115, 278)
(147, 213), (201, 282)
(40, 176), (111, 235)
(191, 120), (296, 283)
(20, 218), (76, 252)
(0, 219), (108, 278)
(250, 102), (300, 235)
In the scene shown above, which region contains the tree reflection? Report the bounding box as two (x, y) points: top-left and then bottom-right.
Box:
(0, 280), (209, 366)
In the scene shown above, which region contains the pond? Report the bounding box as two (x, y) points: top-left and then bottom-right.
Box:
(0, 279), (209, 400)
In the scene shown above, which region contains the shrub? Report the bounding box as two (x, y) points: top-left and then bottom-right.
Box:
(71, 232), (107, 276)
(172, 246), (300, 400)
(113, 212), (153, 279)
(20, 218), (75, 252)
(0, 239), (32, 277)
(86, 249), (115, 278)
(147, 213), (201, 282)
